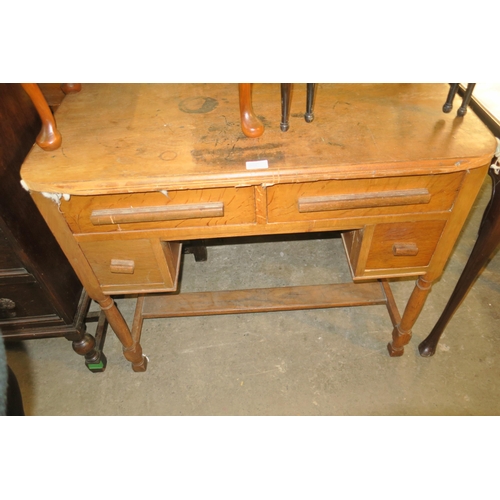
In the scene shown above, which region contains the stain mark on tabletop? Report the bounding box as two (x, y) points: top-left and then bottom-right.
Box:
(160, 150), (178, 161)
(191, 142), (284, 165)
(178, 96), (219, 114)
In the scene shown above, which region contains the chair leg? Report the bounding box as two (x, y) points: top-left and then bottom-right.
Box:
(21, 83), (62, 151)
(443, 83), (459, 113)
(280, 83), (292, 132)
(457, 83), (476, 117)
(61, 83), (82, 94)
(238, 84), (264, 138)
(419, 167), (500, 356)
(305, 83), (317, 123)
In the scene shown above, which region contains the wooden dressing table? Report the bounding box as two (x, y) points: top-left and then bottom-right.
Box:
(19, 83), (496, 371)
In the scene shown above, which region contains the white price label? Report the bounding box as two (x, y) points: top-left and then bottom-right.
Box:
(246, 160), (269, 170)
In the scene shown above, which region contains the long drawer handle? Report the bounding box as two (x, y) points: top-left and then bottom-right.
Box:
(298, 188), (431, 213)
(90, 202), (224, 225)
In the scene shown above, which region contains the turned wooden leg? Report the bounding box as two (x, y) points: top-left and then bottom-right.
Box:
(443, 83), (459, 113)
(420, 168), (500, 356)
(30, 191), (147, 372)
(183, 239), (208, 262)
(280, 83), (292, 132)
(61, 83), (82, 94)
(63, 290), (107, 372)
(457, 83), (476, 117)
(305, 83), (317, 123)
(21, 83), (62, 151)
(388, 276), (433, 356)
(238, 83), (264, 138)
(72, 332), (107, 372)
(98, 296), (148, 372)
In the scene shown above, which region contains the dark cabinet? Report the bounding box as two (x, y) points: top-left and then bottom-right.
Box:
(0, 83), (106, 371)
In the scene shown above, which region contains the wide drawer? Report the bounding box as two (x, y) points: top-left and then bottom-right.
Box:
(78, 238), (182, 294)
(343, 220), (447, 279)
(0, 279), (57, 321)
(267, 172), (464, 223)
(61, 186), (255, 233)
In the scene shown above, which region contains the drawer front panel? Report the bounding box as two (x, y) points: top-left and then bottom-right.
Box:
(0, 227), (25, 271)
(366, 220), (446, 271)
(78, 239), (181, 293)
(62, 187), (255, 233)
(267, 172), (464, 223)
(0, 281), (57, 321)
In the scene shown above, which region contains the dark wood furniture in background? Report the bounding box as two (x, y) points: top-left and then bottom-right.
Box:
(0, 83), (107, 372)
(420, 85), (500, 356)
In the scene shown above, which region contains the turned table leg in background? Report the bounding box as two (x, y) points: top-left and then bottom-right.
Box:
(388, 275), (434, 356)
(419, 168), (500, 356)
(98, 296), (147, 371)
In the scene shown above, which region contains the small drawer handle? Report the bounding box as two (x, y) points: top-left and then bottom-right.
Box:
(0, 297), (17, 319)
(110, 259), (135, 274)
(392, 243), (419, 256)
(91, 202), (224, 226)
(298, 188), (431, 213)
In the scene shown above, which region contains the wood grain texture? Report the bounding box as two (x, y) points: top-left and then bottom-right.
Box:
(139, 282), (389, 318)
(297, 188), (431, 213)
(19, 84), (499, 367)
(90, 201), (224, 225)
(20, 84), (496, 196)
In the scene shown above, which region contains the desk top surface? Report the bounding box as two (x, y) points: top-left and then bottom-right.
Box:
(21, 83), (497, 195)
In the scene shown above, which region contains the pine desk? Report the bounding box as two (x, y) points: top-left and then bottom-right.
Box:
(20, 84), (496, 371)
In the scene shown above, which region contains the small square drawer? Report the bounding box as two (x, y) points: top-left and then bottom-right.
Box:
(77, 238), (182, 294)
(343, 220), (447, 279)
(62, 186), (255, 234)
(267, 172), (464, 223)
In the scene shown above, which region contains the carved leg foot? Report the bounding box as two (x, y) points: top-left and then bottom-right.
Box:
(387, 276), (433, 357)
(418, 338), (437, 357)
(387, 326), (412, 357)
(72, 332), (107, 372)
